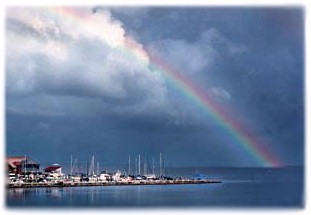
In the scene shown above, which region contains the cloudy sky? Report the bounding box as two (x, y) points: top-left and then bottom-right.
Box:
(5, 7), (304, 169)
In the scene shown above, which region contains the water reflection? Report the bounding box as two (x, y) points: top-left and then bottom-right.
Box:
(45, 188), (63, 198)
(7, 188), (25, 198)
(7, 187), (64, 202)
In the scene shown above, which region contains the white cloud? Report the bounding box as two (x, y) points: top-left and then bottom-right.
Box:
(147, 28), (246, 80)
(148, 39), (214, 76)
(200, 28), (247, 55)
(6, 7), (168, 116)
(210, 87), (231, 101)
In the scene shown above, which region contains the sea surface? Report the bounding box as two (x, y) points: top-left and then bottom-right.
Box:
(6, 166), (304, 208)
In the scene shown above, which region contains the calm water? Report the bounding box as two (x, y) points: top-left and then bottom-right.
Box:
(6, 166), (304, 208)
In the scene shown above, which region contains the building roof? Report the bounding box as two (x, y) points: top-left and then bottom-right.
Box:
(7, 156), (40, 168)
(44, 165), (61, 172)
(7, 156), (26, 168)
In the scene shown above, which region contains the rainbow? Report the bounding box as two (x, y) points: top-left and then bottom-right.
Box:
(39, 7), (282, 166)
(147, 53), (282, 167)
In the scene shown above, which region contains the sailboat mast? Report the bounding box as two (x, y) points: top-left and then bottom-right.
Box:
(92, 155), (95, 175)
(138, 154), (141, 175)
(144, 157), (147, 175)
(128, 155), (131, 176)
(159, 152), (162, 177)
(152, 157), (155, 175)
(91, 155), (94, 175)
(86, 156), (89, 176)
(88, 155), (95, 176)
(24, 154), (27, 175)
(70, 154), (73, 175)
(97, 161), (99, 175)
(135, 156), (138, 175)
(162, 154), (165, 176)
(72, 158), (77, 175)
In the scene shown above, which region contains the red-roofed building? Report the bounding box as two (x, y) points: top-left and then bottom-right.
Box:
(44, 164), (64, 179)
(7, 156), (40, 174)
(44, 164), (61, 173)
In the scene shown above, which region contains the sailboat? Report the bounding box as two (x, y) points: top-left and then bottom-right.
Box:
(144, 156), (156, 180)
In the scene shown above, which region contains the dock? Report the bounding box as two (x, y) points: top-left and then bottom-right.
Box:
(8, 179), (221, 189)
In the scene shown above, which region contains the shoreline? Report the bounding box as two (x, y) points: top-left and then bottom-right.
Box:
(7, 179), (221, 189)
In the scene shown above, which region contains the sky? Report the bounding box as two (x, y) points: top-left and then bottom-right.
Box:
(5, 6), (304, 170)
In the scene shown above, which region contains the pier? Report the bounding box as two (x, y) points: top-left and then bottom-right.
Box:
(8, 179), (221, 189)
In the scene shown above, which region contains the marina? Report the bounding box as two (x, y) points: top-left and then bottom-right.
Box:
(7, 154), (221, 189)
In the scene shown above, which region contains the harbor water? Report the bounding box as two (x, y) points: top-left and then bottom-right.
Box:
(6, 166), (304, 208)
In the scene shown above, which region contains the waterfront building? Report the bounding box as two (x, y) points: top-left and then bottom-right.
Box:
(7, 156), (40, 175)
(44, 164), (64, 180)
